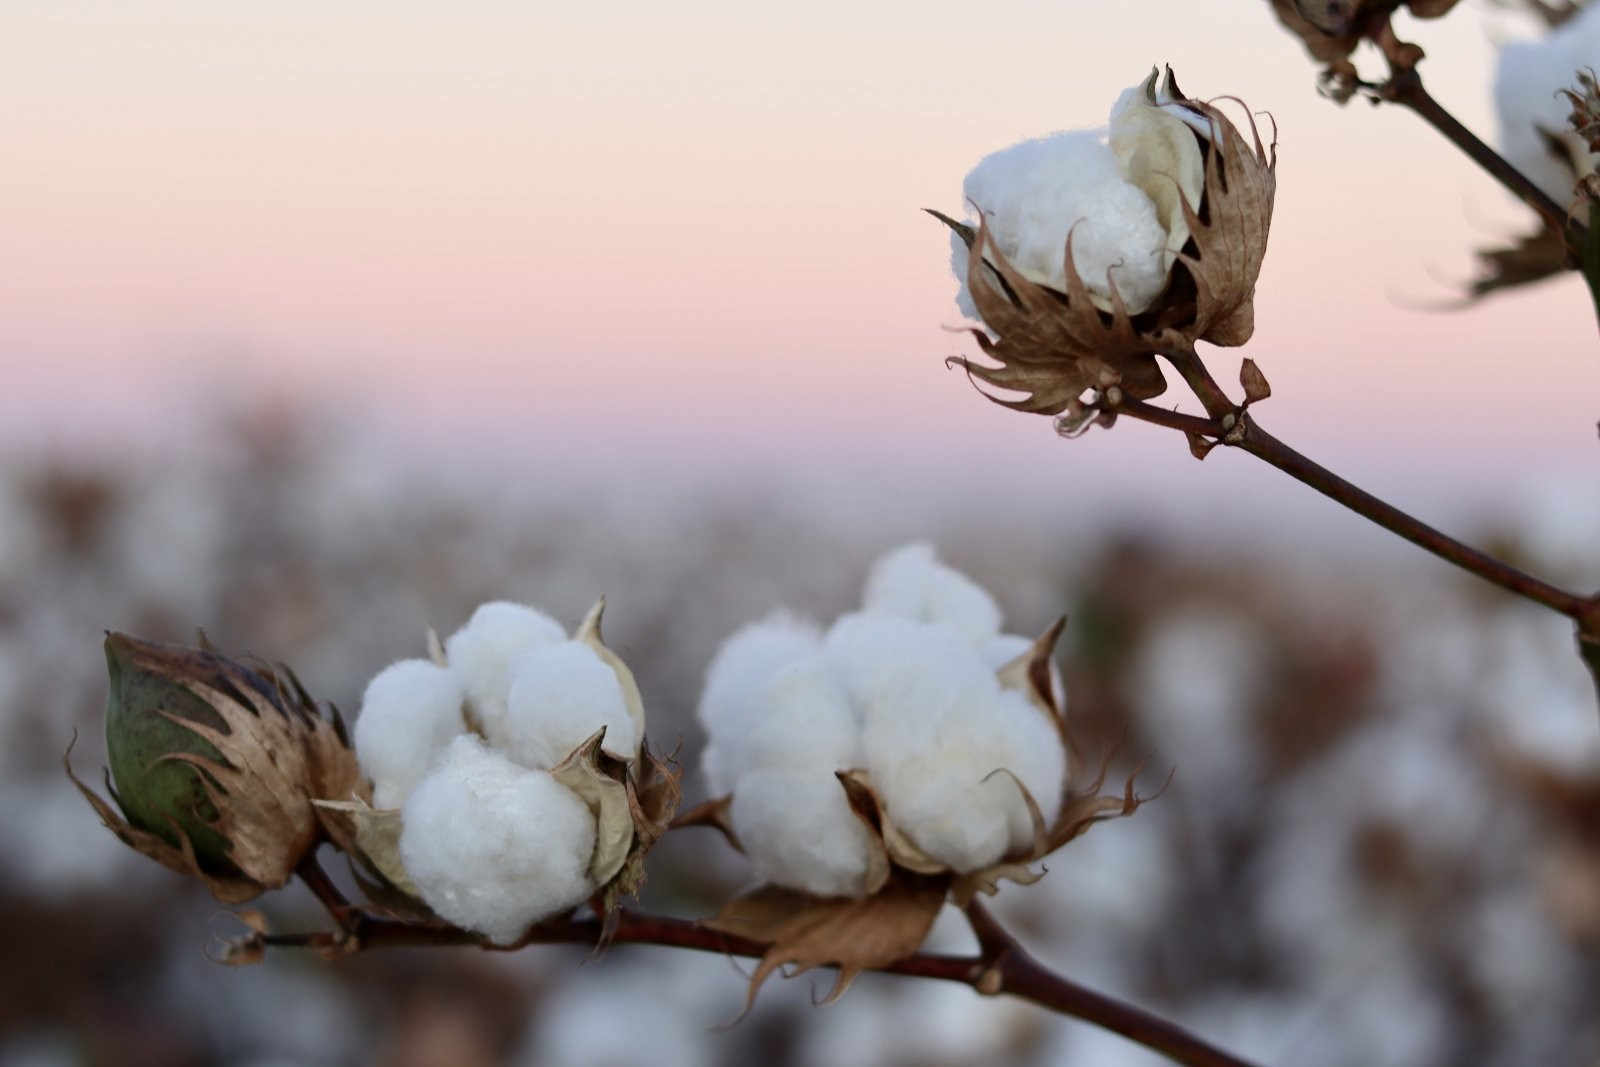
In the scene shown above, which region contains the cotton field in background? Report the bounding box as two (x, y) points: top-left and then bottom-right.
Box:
(3, 407), (1598, 1067)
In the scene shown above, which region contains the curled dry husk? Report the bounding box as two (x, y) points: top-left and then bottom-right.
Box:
(695, 618), (1162, 1009)
(940, 67), (1276, 421)
(316, 598), (680, 931)
(69, 632), (364, 904)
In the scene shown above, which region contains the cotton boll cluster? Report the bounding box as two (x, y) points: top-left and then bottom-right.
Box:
(951, 75), (1206, 317)
(699, 543), (1068, 895)
(352, 598), (641, 942)
(1494, 2), (1600, 203)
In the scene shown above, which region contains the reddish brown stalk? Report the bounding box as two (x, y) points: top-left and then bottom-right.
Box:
(1130, 345), (1596, 625)
(260, 904), (1259, 1067)
(1379, 64), (1585, 259)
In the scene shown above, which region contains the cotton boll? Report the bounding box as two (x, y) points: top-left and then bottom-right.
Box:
(729, 768), (876, 897)
(724, 654), (862, 775)
(352, 659), (467, 809)
(496, 641), (636, 768)
(696, 611), (821, 741)
(1494, 3), (1600, 202)
(861, 543), (1003, 644)
(956, 130), (1177, 315)
(444, 601), (566, 735)
(399, 735), (596, 944)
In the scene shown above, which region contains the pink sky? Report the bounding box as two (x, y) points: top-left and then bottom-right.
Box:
(3, 2), (1596, 523)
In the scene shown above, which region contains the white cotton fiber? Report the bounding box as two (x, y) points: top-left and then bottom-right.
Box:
(980, 633), (1034, 671)
(497, 640), (636, 768)
(729, 768), (876, 898)
(444, 601), (566, 735)
(824, 613), (993, 714)
(352, 658), (467, 809)
(718, 653), (862, 777)
(862, 543), (1003, 645)
(865, 687), (1066, 870)
(955, 129), (1175, 316)
(399, 735), (596, 944)
(696, 611), (822, 741)
(1494, 2), (1600, 202)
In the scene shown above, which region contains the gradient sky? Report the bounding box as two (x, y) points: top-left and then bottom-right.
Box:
(3, 2), (1596, 535)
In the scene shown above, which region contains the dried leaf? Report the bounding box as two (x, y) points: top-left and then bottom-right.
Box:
(936, 211), (1166, 418)
(66, 741), (264, 904)
(670, 794), (743, 852)
(574, 598), (647, 756)
(704, 877), (946, 1011)
(835, 769), (944, 878)
(311, 798), (420, 898)
(1468, 225), (1570, 299)
(1240, 358), (1272, 403)
(1186, 431), (1217, 460)
(549, 729), (634, 886)
(1177, 98), (1277, 347)
(598, 740), (681, 915)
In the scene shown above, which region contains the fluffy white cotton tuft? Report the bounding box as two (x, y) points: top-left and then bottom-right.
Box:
(866, 687), (1065, 871)
(444, 601), (566, 734)
(824, 613), (998, 754)
(696, 611), (822, 792)
(723, 653), (862, 776)
(954, 131), (1172, 317)
(497, 640), (636, 768)
(862, 543), (1003, 644)
(352, 658), (467, 809)
(980, 633), (1034, 671)
(399, 735), (596, 944)
(729, 768), (877, 897)
(1494, 2), (1600, 202)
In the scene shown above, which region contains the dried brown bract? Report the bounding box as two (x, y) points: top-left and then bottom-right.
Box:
(69, 633), (363, 903)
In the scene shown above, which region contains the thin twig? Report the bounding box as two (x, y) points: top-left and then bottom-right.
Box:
(1128, 345), (1596, 624)
(258, 905), (1259, 1067)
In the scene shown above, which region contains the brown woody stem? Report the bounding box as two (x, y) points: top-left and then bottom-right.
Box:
(1141, 346), (1596, 624)
(1379, 65), (1586, 258)
(259, 905), (1258, 1067)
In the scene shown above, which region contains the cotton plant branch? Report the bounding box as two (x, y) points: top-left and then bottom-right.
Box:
(1106, 341), (1600, 635)
(1374, 62), (1588, 259)
(244, 872), (1262, 1067)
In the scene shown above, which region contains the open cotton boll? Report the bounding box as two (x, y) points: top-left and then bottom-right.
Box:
(729, 767), (876, 898)
(352, 658), (467, 809)
(1494, 3), (1600, 203)
(861, 543), (1002, 645)
(497, 640), (636, 768)
(696, 611), (822, 741)
(954, 130), (1177, 318)
(726, 654), (862, 774)
(399, 735), (596, 944)
(444, 601), (566, 736)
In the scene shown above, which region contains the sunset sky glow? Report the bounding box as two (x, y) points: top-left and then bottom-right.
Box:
(4, 2), (1596, 534)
